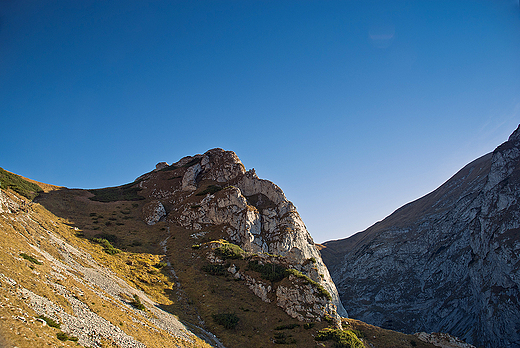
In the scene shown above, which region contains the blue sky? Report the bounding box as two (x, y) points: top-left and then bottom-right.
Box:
(1, 1), (519, 243)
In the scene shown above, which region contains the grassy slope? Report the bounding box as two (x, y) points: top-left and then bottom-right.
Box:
(1, 168), (440, 348)
(0, 188), (211, 347)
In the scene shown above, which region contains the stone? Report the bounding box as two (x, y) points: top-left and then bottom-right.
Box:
(142, 200), (166, 225)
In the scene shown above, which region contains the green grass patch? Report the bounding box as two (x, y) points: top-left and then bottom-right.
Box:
(20, 253), (42, 265)
(315, 328), (364, 348)
(37, 315), (60, 328)
(130, 294), (145, 310)
(0, 167), (42, 199)
(212, 313), (239, 329)
(88, 181), (144, 202)
(216, 242), (245, 260)
(56, 332), (78, 342)
(92, 238), (121, 255)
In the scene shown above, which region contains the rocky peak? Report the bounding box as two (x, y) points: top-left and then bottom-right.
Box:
(139, 148), (348, 321)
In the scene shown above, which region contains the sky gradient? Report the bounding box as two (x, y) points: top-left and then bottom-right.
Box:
(1, 1), (519, 243)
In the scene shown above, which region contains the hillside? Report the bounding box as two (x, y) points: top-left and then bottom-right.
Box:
(0, 149), (456, 348)
(321, 125), (520, 348)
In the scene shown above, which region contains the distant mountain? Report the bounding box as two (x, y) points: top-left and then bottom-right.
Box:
(321, 125), (520, 348)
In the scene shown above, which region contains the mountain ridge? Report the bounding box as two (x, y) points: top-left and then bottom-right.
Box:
(322, 125), (520, 348)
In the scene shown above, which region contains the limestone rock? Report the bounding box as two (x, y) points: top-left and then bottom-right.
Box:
(140, 148), (347, 321)
(142, 200), (166, 225)
(181, 163), (202, 191)
(155, 162), (169, 171)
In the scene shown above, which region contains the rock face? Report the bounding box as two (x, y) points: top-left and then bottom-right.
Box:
(321, 125), (520, 348)
(137, 148), (347, 320)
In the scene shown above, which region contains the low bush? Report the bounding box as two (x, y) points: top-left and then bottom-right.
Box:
(248, 260), (287, 282)
(56, 332), (78, 342)
(315, 328), (364, 348)
(201, 264), (227, 276)
(37, 315), (60, 328)
(216, 243), (245, 260)
(273, 332), (296, 344)
(20, 253), (43, 265)
(92, 238), (121, 255)
(130, 294), (145, 310)
(212, 313), (239, 329)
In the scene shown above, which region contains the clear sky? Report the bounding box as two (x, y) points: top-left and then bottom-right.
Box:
(1, 1), (519, 243)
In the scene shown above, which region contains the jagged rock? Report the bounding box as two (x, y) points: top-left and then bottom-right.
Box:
(181, 163), (202, 191)
(322, 125), (520, 348)
(141, 148), (347, 321)
(155, 162), (169, 171)
(142, 200), (166, 225)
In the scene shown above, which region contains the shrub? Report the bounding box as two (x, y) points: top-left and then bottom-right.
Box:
(20, 253), (42, 265)
(37, 315), (60, 328)
(56, 332), (78, 342)
(201, 264), (227, 276)
(92, 238), (121, 255)
(248, 260), (287, 282)
(130, 294), (145, 310)
(273, 332), (296, 344)
(216, 243), (245, 260)
(315, 328), (364, 348)
(153, 261), (167, 269)
(0, 167), (43, 199)
(303, 323), (315, 330)
(212, 313), (239, 329)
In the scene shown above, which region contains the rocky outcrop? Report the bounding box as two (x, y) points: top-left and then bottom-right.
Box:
(142, 200), (166, 225)
(322, 125), (520, 348)
(137, 148), (347, 320)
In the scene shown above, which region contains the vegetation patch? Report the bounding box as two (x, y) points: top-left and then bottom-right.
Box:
(0, 167), (42, 199)
(20, 252), (43, 265)
(315, 328), (364, 348)
(196, 185), (223, 196)
(88, 182), (144, 202)
(130, 294), (145, 310)
(275, 323), (300, 330)
(216, 242), (245, 260)
(285, 269), (332, 300)
(303, 323), (315, 330)
(273, 332), (296, 344)
(248, 260), (287, 282)
(56, 332), (78, 342)
(37, 315), (60, 328)
(212, 313), (239, 329)
(92, 238), (121, 255)
(201, 264), (227, 276)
